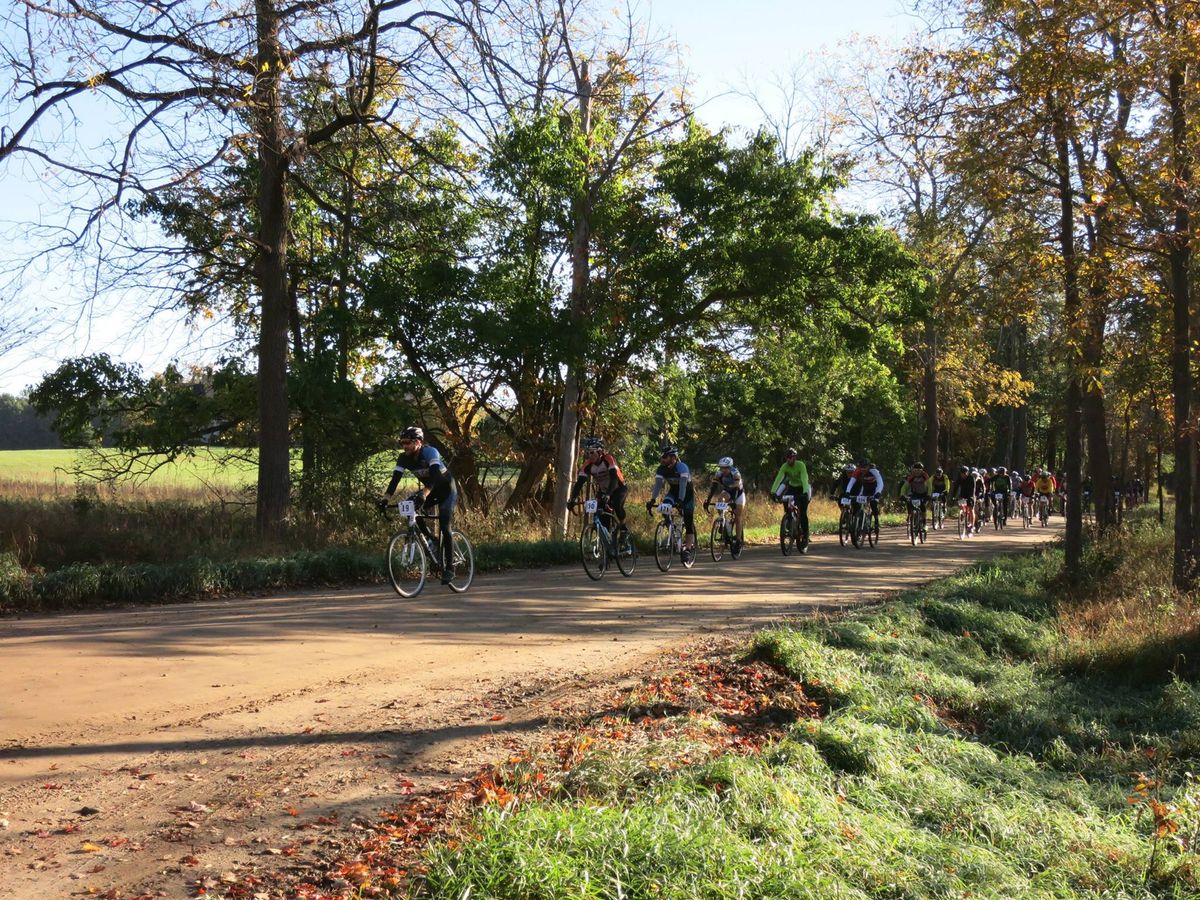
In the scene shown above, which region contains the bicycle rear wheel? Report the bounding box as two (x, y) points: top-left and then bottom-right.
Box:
(387, 532), (428, 598)
(654, 521), (673, 572)
(446, 531), (475, 592)
(615, 526), (637, 577)
(908, 511), (917, 546)
(780, 513), (795, 556)
(838, 509), (849, 547)
(580, 523), (607, 580)
(868, 513), (879, 547)
(710, 519), (725, 562)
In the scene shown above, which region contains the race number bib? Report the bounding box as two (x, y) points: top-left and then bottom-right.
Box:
(658, 503), (674, 516)
(584, 499), (599, 514)
(397, 500), (416, 520)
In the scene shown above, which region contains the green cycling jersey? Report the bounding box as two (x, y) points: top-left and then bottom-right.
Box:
(771, 460), (810, 495)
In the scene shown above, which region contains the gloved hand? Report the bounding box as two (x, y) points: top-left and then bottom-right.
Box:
(645, 500), (654, 513)
(376, 497), (390, 512)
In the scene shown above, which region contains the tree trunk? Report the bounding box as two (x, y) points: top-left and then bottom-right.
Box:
(1014, 322), (1029, 473)
(1168, 64), (1195, 589)
(253, 0), (292, 541)
(551, 61), (593, 540)
(922, 316), (939, 470)
(506, 450), (555, 512)
(1051, 93), (1084, 574)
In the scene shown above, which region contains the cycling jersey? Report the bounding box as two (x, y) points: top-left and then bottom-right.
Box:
(771, 460), (810, 496)
(387, 445), (451, 493)
(571, 453), (624, 497)
(845, 466), (884, 497)
(991, 474), (1012, 493)
(1020, 478), (1036, 497)
(954, 474), (978, 501)
(707, 467), (745, 501)
(652, 461), (692, 506)
(904, 469), (931, 496)
(1035, 475), (1056, 493)
(931, 474), (952, 494)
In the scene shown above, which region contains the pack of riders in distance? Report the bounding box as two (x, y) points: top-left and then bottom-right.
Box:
(380, 429), (1093, 580)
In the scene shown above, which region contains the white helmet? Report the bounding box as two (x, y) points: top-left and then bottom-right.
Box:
(718, 456), (734, 468)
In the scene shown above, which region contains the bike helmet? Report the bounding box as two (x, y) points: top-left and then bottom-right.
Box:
(660, 445), (679, 458)
(913, 462), (925, 470)
(843, 463), (856, 473)
(998, 466), (1007, 475)
(970, 467), (980, 476)
(936, 467), (944, 476)
(785, 447), (798, 458)
(959, 465), (969, 474)
(718, 456), (734, 468)
(987, 467), (996, 476)
(857, 458), (871, 468)
(582, 437), (605, 452)
(400, 425), (424, 442)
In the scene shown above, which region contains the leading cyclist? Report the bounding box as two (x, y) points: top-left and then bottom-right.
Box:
(380, 426), (457, 584)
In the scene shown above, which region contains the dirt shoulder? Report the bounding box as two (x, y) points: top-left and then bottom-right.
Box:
(0, 524), (1059, 898)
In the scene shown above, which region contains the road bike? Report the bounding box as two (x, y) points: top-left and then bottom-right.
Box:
(383, 499), (475, 598)
(1019, 493), (1033, 529)
(957, 499), (971, 540)
(992, 491), (1008, 530)
(1037, 493), (1051, 527)
(709, 500), (742, 562)
(575, 495), (637, 580)
(652, 502), (695, 572)
(778, 494), (805, 556)
(838, 495), (852, 547)
(930, 492), (945, 531)
(906, 495), (927, 545)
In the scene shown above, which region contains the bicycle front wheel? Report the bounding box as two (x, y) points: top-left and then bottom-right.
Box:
(710, 519), (725, 562)
(387, 532), (428, 598)
(615, 526), (637, 577)
(908, 511), (917, 546)
(780, 514), (795, 556)
(868, 513), (879, 548)
(654, 521), (673, 572)
(580, 523), (607, 581)
(839, 509), (849, 547)
(446, 531), (475, 593)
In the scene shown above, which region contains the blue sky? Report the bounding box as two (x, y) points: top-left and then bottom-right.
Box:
(0, 0), (919, 395)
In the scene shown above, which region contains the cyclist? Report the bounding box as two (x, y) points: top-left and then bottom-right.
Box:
(831, 462), (856, 499)
(931, 467), (952, 496)
(991, 466), (1013, 520)
(844, 458), (884, 525)
(1034, 468), (1056, 521)
(380, 426), (457, 584)
(704, 456), (746, 552)
(771, 447), (812, 551)
(647, 445), (696, 560)
(899, 462), (932, 531)
(953, 465), (978, 536)
(1018, 468), (1036, 517)
(567, 437), (628, 536)
(971, 468), (988, 533)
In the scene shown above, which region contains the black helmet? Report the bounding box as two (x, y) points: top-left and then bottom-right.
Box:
(660, 445), (679, 458)
(913, 462), (925, 470)
(858, 458), (871, 468)
(959, 465), (969, 473)
(583, 437), (605, 452)
(400, 426), (424, 442)
(785, 447), (798, 457)
(935, 467), (944, 475)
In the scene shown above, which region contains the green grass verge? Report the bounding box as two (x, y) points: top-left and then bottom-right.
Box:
(414, 523), (1200, 898)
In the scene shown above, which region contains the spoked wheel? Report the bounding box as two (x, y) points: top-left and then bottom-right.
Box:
(908, 512), (918, 546)
(780, 513), (796, 556)
(958, 509), (967, 540)
(654, 521), (674, 572)
(711, 520), (725, 562)
(868, 514), (879, 548)
(614, 526), (637, 577)
(387, 532), (428, 598)
(838, 510), (850, 547)
(446, 531), (475, 592)
(580, 523), (607, 581)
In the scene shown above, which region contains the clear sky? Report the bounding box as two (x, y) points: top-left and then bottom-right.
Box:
(0, 0), (919, 396)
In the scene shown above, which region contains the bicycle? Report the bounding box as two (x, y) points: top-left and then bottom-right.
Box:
(709, 500), (742, 562)
(906, 495), (927, 545)
(848, 494), (878, 548)
(1037, 493), (1051, 527)
(383, 499), (475, 598)
(930, 492), (945, 531)
(1019, 493), (1033, 529)
(778, 495), (804, 556)
(837, 495), (852, 547)
(992, 491), (1007, 530)
(651, 502), (695, 572)
(957, 499), (970, 540)
(575, 495), (636, 580)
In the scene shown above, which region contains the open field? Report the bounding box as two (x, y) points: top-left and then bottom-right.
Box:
(0, 448), (258, 496)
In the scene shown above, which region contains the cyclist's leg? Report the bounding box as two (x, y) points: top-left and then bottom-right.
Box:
(610, 484), (629, 533)
(432, 484), (457, 575)
(682, 502), (697, 549)
(798, 492), (810, 543)
(733, 491), (746, 543)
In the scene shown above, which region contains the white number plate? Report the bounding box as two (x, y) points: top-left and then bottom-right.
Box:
(910, 498), (922, 507)
(397, 500), (416, 518)
(932, 493), (941, 499)
(658, 503), (674, 515)
(715, 501), (728, 511)
(994, 492), (1004, 500)
(840, 497), (851, 506)
(854, 495), (868, 504)
(584, 499), (599, 514)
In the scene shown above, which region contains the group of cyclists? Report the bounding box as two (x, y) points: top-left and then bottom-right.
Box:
(378, 426), (1082, 584)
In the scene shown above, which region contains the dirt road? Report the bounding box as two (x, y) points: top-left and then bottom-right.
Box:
(0, 522), (1059, 898)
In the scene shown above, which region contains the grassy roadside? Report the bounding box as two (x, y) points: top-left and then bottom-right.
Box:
(332, 516), (1198, 898)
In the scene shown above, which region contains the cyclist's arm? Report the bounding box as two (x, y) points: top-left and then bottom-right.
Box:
(705, 478), (719, 504)
(568, 473), (589, 504)
(844, 475), (859, 495)
(384, 457), (407, 497)
(677, 465), (690, 503)
(770, 466), (786, 495)
(871, 468), (884, 496)
(899, 480), (911, 498)
(649, 473), (665, 503)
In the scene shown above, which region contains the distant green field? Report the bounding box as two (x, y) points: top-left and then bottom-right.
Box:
(0, 448), (258, 491)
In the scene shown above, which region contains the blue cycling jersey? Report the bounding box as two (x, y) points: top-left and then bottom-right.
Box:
(393, 445), (449, 490)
